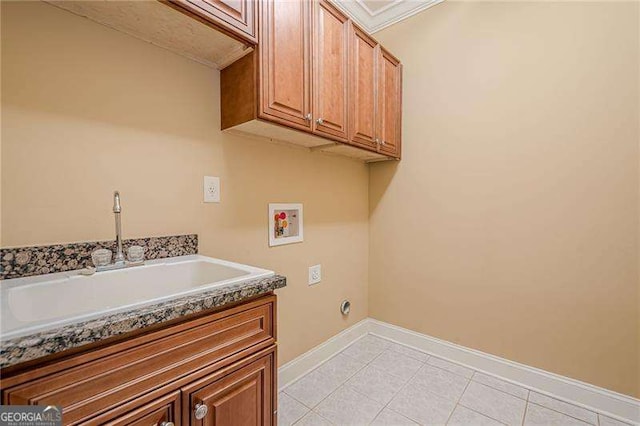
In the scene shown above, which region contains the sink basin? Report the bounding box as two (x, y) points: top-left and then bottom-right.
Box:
(0, 255), (274, 340)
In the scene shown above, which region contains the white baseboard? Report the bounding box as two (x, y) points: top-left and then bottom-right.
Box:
(278, 319), (372, 391)
(279, 318), (640, 425)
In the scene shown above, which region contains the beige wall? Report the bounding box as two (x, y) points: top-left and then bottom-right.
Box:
(370, 1), (640, 397)
(3, 0), (639, 399)
(0, 1), (369, 366)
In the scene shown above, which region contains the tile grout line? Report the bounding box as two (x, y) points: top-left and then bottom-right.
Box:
(343, 337), (414, 424)
(401, 336), (625, 424)
(457, 404), (509, 426)
(519, 386), (531, 426)
(287, 334), (608, 426)
(281, 349), (350, 394)
(454, 370), (512, 425)
(528, 391), (601, 424)
(284, 352), (369, 415)
(372, 337), (526, 425)
(425, 359), (475, 380)
(292, 409), (335, 426)
(313, 355), (370, 408)
(366, 354), (432, 425)
(283, 335), (376, 411)
(281, 393), (312, 425)
(308, 335), (389, 423)
(526, 401), (599, 426)
(444, 370), (475, 426)
(453, 376), (525, 425)
(383, 335), (534, 402)
(521, 399), (529, 426)
(371, 330), (635, 424)
(455, 381), (594, 426)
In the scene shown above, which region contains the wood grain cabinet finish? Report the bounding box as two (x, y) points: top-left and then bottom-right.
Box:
(259, 0), (312, 130)
(312, 0), (349, 141)
(169, 0), (257, 43)
(183, 348), (274, 426)
(1, 295), (277, 426)
(348, 24), (379, 151)
(102, 391), (181, 426)
(377, 47), (402, 158)
(219, 0), (402, 160)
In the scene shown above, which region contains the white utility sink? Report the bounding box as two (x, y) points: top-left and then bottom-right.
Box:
(0, 255), (274, 340)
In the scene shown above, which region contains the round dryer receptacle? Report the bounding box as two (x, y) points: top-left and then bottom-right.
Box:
(340, 300), (351, 316)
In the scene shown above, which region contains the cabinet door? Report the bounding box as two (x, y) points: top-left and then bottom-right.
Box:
(312, 0), (349, 141)
(100, 391), (181, 426)
(171, 0), (257, 43)
(2, 298), (275, 424)
(259, 0), (312, 131)
(186, 351), (274, 426)
(349, 24), (379, 151)
(377, 47), (402, 158)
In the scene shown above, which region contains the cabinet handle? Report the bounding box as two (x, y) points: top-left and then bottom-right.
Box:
(316, 118), (324, 125)
(375, 138), (380, 145)
(381, 140), (387, 146)
(194, 403), (208, 420)
(160, 422), (174, 426)
(305, 113), (312, 121)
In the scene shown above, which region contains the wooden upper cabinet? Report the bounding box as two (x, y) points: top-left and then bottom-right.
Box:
(349, 25), (379, 151)
(378, 47), (402, 158)
(259, 0), (312, 130)
(170, 0), (257, 43)
(312, 0), (349, 141)
(219, 0), (402, 161)
(185, 351), (274, 426)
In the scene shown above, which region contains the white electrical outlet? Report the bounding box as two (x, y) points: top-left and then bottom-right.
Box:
(308, 264), (321, 285)
(203, 176), (220, 203)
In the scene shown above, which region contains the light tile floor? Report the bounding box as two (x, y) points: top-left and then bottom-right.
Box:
(279, 335), (633, 426)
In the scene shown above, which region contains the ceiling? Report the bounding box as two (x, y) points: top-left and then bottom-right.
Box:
(335, 0), (443, 33)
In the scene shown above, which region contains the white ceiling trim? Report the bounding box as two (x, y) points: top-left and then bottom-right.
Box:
(359, 0), (404, 17)
(335, 0), (444, 33)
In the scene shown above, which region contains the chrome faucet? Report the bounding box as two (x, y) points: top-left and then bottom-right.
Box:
(83, 191), (145, 274)
(113, 191), (125, 265)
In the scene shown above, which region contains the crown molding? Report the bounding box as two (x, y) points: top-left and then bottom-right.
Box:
(334, 0), (444, 33)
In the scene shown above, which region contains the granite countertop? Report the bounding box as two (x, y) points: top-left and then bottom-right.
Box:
(0, 274), (286, 369)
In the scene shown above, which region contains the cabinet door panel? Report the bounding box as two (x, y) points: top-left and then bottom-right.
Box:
(2, 299), (274, 424)
(349, 25), (378, 150)
(378, 47), (402, 158)
(260, 0), (312, 130)
(312, 0), (349, 141)
(100, 391), (181, 426)
(186, 351), (274, 426)
(172, 0), (257, 42)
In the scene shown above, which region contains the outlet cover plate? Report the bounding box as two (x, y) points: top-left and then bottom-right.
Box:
(204, 176), (220, 203)
(309, 264), (321, 285)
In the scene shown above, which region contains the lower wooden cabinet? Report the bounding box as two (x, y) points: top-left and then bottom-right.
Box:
(184, 350), (274, 426)
(103, 391), (181, 426)
(1, 295), (278, 426)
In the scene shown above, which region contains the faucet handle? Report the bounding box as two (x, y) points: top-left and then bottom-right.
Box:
(127, 246), (145, 263)
(91, 249), (112, 267)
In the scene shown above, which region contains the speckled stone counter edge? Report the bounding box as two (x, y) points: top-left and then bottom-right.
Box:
(1, 234), (198, 280)
(0, 274), (286, 368)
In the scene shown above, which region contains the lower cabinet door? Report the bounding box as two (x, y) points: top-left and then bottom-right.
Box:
(184, 349), (275, 426)
(98, 390), (181, 426)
